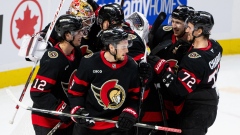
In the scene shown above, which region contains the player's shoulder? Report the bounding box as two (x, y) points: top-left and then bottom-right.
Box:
(157, 25), (173, 35)
(181, 50), (206, 71)
(127, 56), (138, 67)
(209, 39), (223, 52)
(40, 47), (67, 66)
(80, 51), (99, 65)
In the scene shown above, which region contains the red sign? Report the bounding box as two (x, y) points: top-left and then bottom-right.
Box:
(10, 0), (43, 49)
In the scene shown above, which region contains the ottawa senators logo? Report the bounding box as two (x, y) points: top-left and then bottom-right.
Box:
(163, 26), (172, 31)
(188, 52), (201, 58)
(91, 79), (125, 110)
(48, 51), (58, 58)
(61, 69), (77, 97)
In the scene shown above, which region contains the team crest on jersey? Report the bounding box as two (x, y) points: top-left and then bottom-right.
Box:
(84, 52), (94, 58)
(91, 79), (126, 110)
(128, 34), (137, 40)
(80, 45), (93, 56)
(61, 69), (77, 96)
(163, 26), (172, 31)
(48, 51), (58, 58)
(188, 52), (201, 58)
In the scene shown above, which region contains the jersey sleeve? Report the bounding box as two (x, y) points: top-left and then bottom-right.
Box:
(164, 56), (204, 97)
(125, 60), (141, 111)
(68, 57), (93, 108)
(30, 51), (65, 110)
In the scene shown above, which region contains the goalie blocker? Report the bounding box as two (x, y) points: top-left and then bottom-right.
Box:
(18, 33), (50, 62)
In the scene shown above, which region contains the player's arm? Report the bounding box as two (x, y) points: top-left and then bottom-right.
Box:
(126, 62), (141, 111)
(160, 58), (202, 97)
(30, 51), (65, 110)
(68, 57), (92, 108)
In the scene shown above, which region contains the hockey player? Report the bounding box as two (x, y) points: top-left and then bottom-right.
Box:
(25, 0), (96, 61)
(68, 28), (141, 135)
(151, 11), (222, 135)
(93, 3), (146, 63)
(30, 14), (84, 135)
(150, 5), (195, 61)
(140, 5), (196, 135)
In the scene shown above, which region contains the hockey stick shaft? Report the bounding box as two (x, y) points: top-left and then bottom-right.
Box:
(9, 60), (38, 124)
(6, 89), (181, 133)
(148, 12), (166, 48)
(10, 0), (66, 125)
(44, 0), (65, 44)
(47, 122), (63, 135)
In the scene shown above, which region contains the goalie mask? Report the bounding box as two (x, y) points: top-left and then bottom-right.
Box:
(125, 12), (149, 43)
(97, 3), (124, 29)
(68, 0), (95, 32)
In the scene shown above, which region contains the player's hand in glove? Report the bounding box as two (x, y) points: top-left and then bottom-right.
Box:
(116, 108), (138, 131)
(139, 61), (152, 84)
(55, 101), (72, 124)
(70, 106), (95, 127)
(171, 39), (191, 62)
(147, 55), (177, 76)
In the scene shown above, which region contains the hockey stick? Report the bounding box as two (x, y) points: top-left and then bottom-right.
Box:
(148, 12), (166, 49)
(9, 60), (38, 124)
(155, 83), (168, 135)
(44, 0), (66, 44)
(9, 0), (66, 125)
(47, 122), (63, 135)
(6, 89), (182, 133)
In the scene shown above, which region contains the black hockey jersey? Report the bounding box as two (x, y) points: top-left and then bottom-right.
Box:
(165, 39), (223, 113)
(68, 51), (141, 130)
(122, 23), (146, 63)
(141, 26), (178, 123)
(30, 44), (82, 128)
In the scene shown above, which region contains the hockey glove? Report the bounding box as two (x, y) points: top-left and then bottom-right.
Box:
(138, 61), (152, 84)
(70, 106), (95, 127)
(55, 101), (72, 124)
(171, 39), (191, 61)
(117, 108), (138, 131)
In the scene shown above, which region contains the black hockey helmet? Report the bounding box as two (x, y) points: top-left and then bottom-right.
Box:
(100, 28), (132, 49)
(55, 14), (83, 38)
(172, 5), (195, 21)
(187, 11), (214, 35)
(97, 3), (124, 28)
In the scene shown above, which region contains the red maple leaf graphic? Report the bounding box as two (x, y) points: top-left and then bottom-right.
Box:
(15, 5), (39, 39)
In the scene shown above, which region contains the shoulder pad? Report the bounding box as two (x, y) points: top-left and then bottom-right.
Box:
(188, 52), (201, 59)
(163, 26), (172, 31)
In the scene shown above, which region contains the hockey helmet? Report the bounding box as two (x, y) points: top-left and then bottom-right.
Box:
(97, 3), (124, 28)
(55, 14), (83, 38)
(100, 28), (132, 48)
(68, 0), (95, 30)
(187, 11), (214, 35)
(172, 5), (195, 21)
